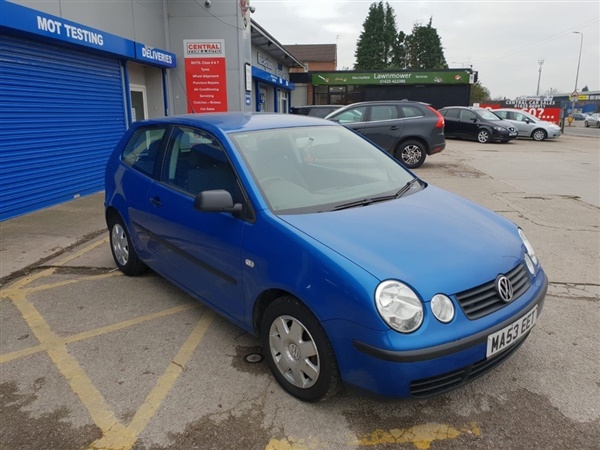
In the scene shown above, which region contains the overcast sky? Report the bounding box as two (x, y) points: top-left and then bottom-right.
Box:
(251, 0), (600, 99)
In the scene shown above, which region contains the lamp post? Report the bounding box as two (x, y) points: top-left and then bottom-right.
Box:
(571, 31), (584, 119)
(536, 58), (544, 96)
(573, 31), (584, 93)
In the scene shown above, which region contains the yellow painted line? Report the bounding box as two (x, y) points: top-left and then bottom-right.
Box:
(0, 304), (195, 364)
(89, 310), (216, 449)
(16, 271), (121, 297)
(10, 294), (120, 432)
(0, 237), (108, 298)
(54, 237), (109, 267)
(352, 422), (481, 449)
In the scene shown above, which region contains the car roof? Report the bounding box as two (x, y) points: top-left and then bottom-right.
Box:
(132, 112), (337, 133)
(341, 100), (427, 107)
(440, 106), (483, 110)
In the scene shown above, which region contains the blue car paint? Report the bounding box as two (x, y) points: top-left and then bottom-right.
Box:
(105, 113), (548, 399)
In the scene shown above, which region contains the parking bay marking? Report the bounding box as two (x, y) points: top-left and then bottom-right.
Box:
(0, 237), (216, 450)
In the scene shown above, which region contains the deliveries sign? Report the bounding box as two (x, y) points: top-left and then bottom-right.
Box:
(183, 39), (228, 113)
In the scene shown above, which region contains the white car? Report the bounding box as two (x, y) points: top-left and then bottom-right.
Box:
(584, 113), (600, 128)
(493, 108), (561, 141)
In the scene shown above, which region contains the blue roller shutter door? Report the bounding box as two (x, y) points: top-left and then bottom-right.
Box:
(0, 34), (127, 220)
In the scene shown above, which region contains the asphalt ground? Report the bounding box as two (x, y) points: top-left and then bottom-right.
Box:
(1, 126), (599, 450)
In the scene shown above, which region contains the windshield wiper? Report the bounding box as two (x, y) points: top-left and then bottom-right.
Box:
(394, 178), (421, 198)
(332, 179), (421, 211)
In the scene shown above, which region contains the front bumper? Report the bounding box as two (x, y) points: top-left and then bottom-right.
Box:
(326, 270), (547, 398)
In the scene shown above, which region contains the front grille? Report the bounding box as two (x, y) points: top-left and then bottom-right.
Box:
(409, 335), (527, 398)
(455, 263), (530, 320)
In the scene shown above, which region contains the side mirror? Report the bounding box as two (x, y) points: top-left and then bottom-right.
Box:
(194, 190), (242, 214)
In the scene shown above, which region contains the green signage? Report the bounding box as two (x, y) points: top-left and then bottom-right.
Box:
(312, 71), (472, 86)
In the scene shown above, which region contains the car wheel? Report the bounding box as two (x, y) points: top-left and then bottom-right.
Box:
(261, 295), (341, 402)
(477, 129), (491, 143)
(596, 122), (600, 129)
(396, 140), (426, 169)
(531, 129), (547, 141)
(584, 121), (589, 127)
(108, 214), (147, 276)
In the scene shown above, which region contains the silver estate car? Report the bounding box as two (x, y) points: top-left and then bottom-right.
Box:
(493, 108), (561, 141)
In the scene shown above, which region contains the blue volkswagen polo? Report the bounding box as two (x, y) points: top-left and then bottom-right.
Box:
(105, 113), (547, 402)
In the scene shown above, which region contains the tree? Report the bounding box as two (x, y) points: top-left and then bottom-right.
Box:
(582, 85), (589, 92)
(470, 81), (490, 105)
(403, 18), (447, 69)
(354, 2), (386, 70)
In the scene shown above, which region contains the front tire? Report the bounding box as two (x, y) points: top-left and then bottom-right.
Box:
(584, 121), (590, 127)
(396, 140), (426, 169)
(477, 129), (491, 143)
(108, 214), (147, 276)
(531, 129), (547, 141)
(261, 295), (341, 402)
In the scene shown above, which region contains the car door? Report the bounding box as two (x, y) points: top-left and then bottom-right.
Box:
(143, 126), (247, 323)
(441, 108), (460, 137)
(354, 105), (405, 152)
(457, 109), (480, 138)
(512, 111), (535, 137)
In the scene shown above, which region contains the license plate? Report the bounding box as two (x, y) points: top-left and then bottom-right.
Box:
(486, 306), (538, 358)
(509, 132), (517, 136)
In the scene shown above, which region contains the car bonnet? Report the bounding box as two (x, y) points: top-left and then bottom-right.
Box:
(279, 185), (523, 301)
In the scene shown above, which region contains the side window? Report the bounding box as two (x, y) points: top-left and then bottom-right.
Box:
(122, 127), (166, 177)
(495, 111), (507, 119)
(370, 105), (398, 121)
(514, 112), (528, 122)
(400, 106), (424, 118)
(460, 110), (477, 122)
(443, 108), (459, 119)
(334, 107), (367, 124)
(161, 127), (240, 201)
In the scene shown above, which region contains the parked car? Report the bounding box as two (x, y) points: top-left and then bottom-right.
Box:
(290, 105), (342, 118)
(324, 100), (446, 168)
(584, 113), (600, 128)
(439, 106), (518, 143)
(493, 108), (561, 141)
(571, 113), (588, 121)
(105, 113), (547, 402)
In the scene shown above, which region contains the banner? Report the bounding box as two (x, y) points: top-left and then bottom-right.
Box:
(183, 39), (228, 113)
(311, 70), (473, 86)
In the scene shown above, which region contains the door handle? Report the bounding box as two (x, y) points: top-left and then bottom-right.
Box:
(390, 126), (400, 131)
(149, 196), (162, 207)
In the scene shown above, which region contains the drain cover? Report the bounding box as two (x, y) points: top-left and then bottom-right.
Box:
(244, 353), (263, 363)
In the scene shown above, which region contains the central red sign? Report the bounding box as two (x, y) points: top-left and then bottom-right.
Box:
(183, 39), (228, 113)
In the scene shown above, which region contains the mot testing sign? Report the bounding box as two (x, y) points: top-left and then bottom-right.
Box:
(184, 39), (228, 113)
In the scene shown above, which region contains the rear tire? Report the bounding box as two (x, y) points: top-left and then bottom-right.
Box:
(108, 214), (147, 276)
(396, 140), (426, 169)
(261, 295), (341, 402)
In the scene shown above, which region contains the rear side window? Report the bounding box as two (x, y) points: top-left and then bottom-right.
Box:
(122, 127), (167, 176)
(400, 105), (424, 118)
(441, 108), (459, 119)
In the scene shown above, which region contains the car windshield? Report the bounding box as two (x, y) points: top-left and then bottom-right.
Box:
(229, 125), (418, 214)
(478, 109), (502, 121)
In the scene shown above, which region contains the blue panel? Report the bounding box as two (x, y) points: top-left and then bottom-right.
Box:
(0, 33), (127, 220)
(0, 0), (135, 57)
(251, 66), (294, 90)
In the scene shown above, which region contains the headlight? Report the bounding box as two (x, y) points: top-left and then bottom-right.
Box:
(519, 228), (539, 266)
(493, 126), (506, 131)
(431, 294), (455, 323)
(375, 281), (423, 333)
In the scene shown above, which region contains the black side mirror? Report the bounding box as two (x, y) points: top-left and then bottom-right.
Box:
(194, 190), (242, 214)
